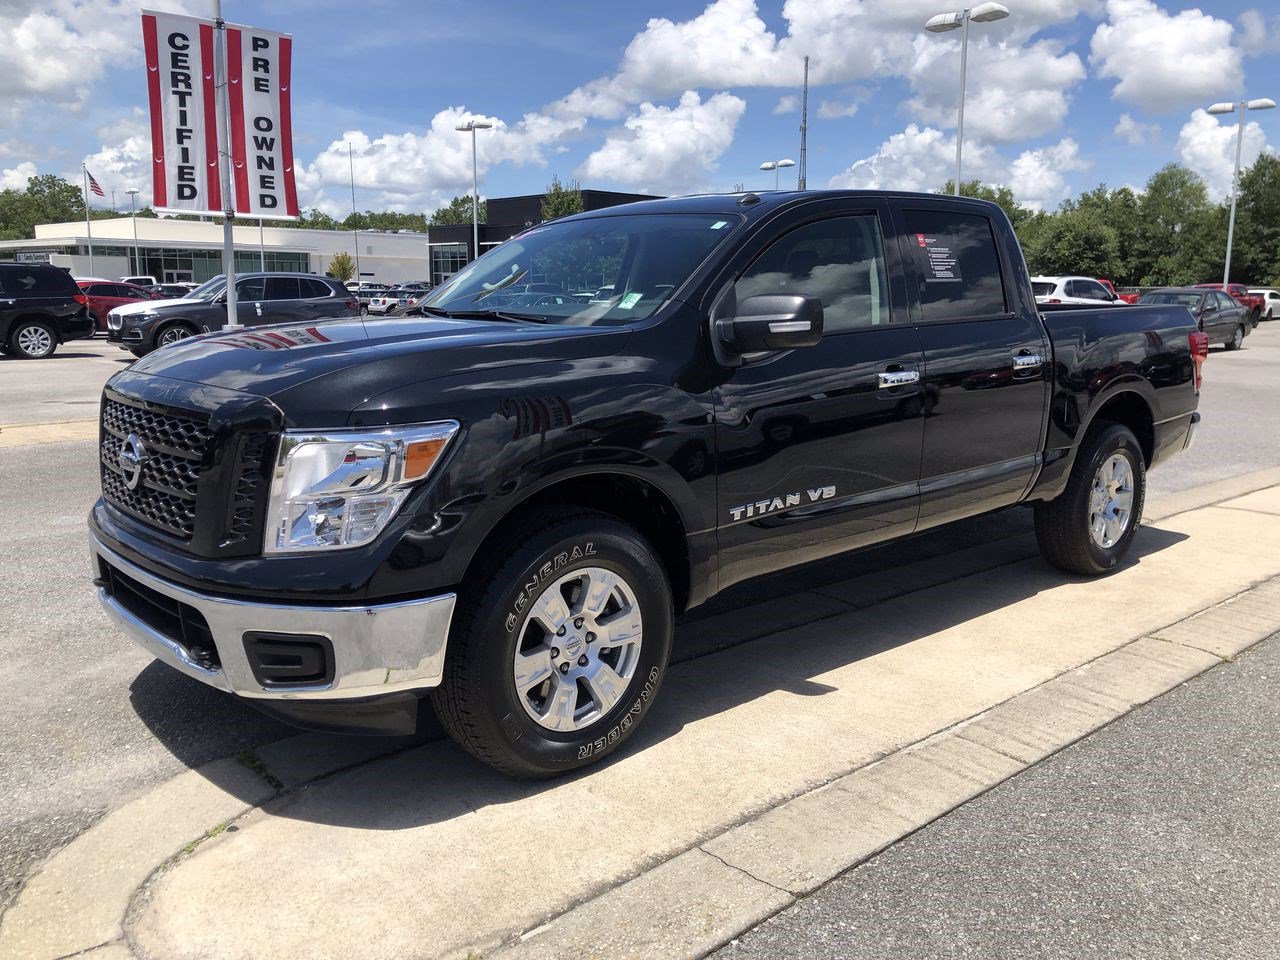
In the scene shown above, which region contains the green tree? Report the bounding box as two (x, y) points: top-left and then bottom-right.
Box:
(429, 195), (485, 227)
(327, 251), (356, 281)
(1135, 163), (1216, 285)
(0, 173), (87, 240)
(941, 179), (1035, 231)
(1022, 206), (1121, 277)
(1232, 153), (1280, 286)
(297, 209), (340, 230)
(540, 175), (583, 221)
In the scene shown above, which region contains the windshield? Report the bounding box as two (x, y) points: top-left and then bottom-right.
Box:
(424, 213), (740, 325)
(1140, 292), (1201, 307)
(187, 276), (226, 300)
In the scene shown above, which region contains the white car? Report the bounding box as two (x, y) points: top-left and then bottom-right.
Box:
(1030, 276), (1124, 306)
(367, 291), (420, 315)
(1247, 287), (1279, 320)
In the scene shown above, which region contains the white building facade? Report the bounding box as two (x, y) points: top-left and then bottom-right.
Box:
(0, 217), (433, 284)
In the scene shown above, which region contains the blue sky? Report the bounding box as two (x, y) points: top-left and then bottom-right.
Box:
(3, 0), (1279, 216)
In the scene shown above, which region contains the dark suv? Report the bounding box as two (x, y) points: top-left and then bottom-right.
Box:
(107, 273), (359, 356)
(0, 263), (95, 359)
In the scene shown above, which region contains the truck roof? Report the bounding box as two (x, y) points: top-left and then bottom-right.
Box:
(567, 189), (1003, 221)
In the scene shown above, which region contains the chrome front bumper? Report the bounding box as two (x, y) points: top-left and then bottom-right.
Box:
(90, 535), (456, 701)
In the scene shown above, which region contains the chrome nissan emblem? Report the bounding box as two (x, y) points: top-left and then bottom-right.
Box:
(118, 433), (148, 491)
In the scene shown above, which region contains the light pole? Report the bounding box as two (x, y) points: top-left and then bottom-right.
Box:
(348, 142), (361, 286)
(925, 3), (1010, 196)
(1207, 97), (1276, 285)
(759, 158), (797, 191)
(455, 118), (493, 262)
(126, 188), (140, 275)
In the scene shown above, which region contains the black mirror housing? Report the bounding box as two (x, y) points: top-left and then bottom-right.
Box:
(718, 294), (823, 353)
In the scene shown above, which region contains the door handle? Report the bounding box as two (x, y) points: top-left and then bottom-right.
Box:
(878, 369), (921, 388)
(1013, 353), (1043, 370)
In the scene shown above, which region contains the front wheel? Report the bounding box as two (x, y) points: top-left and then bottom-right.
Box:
(1226, 324), (1245, 350)
(433, 509), (673, 778)
(156, 322), (196, 348)
(1035, 423), (1146, 576)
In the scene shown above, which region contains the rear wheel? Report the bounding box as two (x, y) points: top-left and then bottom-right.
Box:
(1250, 308), (1261, 329)
(8, 320), (57, 359)
(433, 508), (673, 778)
(1035, 422), (1146, 576)
(1226, 324), (1245, 350)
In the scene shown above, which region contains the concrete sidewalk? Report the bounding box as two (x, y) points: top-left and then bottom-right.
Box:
(3, 484), (1280, 960)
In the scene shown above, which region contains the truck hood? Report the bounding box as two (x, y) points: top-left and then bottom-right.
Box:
(122, 315), (628, 421)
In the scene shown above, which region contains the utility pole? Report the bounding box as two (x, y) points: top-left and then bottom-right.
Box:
(349, 142), (361, 285)
(798, 55), (809, 191)
(213, 0), (239, 328)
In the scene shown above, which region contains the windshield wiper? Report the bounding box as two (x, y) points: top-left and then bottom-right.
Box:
(423, 307), (550, 324)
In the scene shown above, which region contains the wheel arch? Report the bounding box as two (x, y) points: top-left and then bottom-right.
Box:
(1082, 388), (1154, 467)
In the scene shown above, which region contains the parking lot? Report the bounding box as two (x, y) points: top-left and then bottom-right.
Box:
(1, 326), (1279, 958)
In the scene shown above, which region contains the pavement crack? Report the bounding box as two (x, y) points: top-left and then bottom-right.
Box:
(698, 845), (793, 896)
(237, 748), (284, 792)
(54, 938), (120, 960)
(954, 731), (1025, 765)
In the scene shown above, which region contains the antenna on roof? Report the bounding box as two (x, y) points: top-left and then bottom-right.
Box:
(798, 55), (809, 191)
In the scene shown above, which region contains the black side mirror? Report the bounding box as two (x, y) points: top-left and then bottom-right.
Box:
(718, 294), (823, 353)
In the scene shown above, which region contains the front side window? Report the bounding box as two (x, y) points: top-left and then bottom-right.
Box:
(902, 209), (1007, 321)
(425, 213), (739, 326)
(237, 277), (266, 301)
(733, 215), (891, 334)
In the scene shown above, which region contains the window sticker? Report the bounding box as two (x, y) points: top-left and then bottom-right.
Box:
(710, 220), (729, 230)
(619, 291), (643, 310)
(915, 233), (962, 283)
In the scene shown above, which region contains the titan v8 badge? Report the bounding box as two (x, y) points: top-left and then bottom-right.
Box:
(729, 485), (835, 522)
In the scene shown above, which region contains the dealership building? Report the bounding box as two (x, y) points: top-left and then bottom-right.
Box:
(0, 189), (654, 287)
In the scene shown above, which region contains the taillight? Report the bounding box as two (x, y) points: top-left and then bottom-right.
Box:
(345, 297), (358, 311)
(73, 293), (88, 305)
(1047, 298), (1061, 304)
(1189, 331), (1209, 392)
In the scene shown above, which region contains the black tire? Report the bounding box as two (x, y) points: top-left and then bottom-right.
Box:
(359, 305), (369, 316)
(1035, 422), (1146, 577)
(433, 508), (673, 778)
(1249, 308), (1260, 329)
(155, 321), (197, 348)
(7, 319), (58, 359)
(1226, 324), (1245, 350)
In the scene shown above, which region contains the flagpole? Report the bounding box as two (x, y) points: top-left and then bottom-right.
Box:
(82, 165), (95, 276)
(213, 0), (240, 329)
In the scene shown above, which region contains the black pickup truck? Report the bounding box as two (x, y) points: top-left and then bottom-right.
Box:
(89, 191), (1206, 777)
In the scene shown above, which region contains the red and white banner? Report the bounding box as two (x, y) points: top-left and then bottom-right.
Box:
(141, 9), (298, 219)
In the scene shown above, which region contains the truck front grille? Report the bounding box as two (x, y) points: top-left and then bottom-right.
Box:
(100, 398), (212, 541)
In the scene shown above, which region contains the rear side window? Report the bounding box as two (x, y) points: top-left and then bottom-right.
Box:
(734, 215), (892, 333)
(1031, 282), (1055, 297)
(301, 278), (332, 299)
(3, 266), (77, 297)
(902, 209), (1007, 321)
(1216, 292), (1237, 310)
(265, 276), (301, 300)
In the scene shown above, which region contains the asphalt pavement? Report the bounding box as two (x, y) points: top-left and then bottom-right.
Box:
(715, 631), (1280, 960)
(0, 324), (1277, 918)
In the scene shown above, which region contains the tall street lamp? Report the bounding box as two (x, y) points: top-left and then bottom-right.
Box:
(925, 2), (1010, 196)
(760, 158), (797, 191)
(455, 118), (493, 262)
(125, 188), (140, 275)
(1207, 97), (1276, 285)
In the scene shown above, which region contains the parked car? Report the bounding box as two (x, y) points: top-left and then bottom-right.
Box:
(105, 273), (358, 356)
(351, 284), (390, 315)
(1097, 278), (1141, 304)
(368, 290), (423, 315)
(0, 262), (95, 358)
(89, 191), (1204, 777)
(119, 275), (159, 287)
(1246, 287), (1279, 321)
(1195, 282), (1263, 327)
(1031, 275), (1124, 305)
(1138, 287), (1250, 350)
(77, 280), (157, 333)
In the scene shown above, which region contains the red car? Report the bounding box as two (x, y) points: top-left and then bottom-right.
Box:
(76, 280), (157, 333)
(1097, 279), (1140, 304)
(1195, 282), (1263, 327)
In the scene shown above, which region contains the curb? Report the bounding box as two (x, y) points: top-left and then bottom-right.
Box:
(497, 580), (1280, 960)
(2, 471), (1278, 960)
(0, 419), (99, 448)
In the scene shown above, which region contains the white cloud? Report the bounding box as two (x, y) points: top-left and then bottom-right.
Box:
(1007, 138), (1089, 210)
(827, 124), (999, 192)
(1, 161), (37, 191)
(817, 99), (859, 120)
(906, 36), (1086, 143)
(80, 109), (151, 204)
(1176, 109), (1273, 199)
(773, 95), (799, 115)
(578, 91), (746, 195)
(1114, 113), (1159, 145)
(1091, 0), (1242, 113)
(1237, 9), (1276, 56)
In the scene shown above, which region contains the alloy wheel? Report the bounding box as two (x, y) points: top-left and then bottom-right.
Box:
(1088, 453), (1135, 549)
(16, 325), (53, 357)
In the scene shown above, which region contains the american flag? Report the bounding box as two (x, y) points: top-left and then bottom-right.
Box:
(87, 170), (105, 198)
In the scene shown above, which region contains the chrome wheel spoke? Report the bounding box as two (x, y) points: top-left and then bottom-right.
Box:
(539, 675), (579, 730)
(578, 569), (620, 620)
(582, 662), (627, 714)
(596, 608), (642, 651)
(530, 590), (571, 635)
(1088, 453), (1136, 550)
(513, 649), (554, 693)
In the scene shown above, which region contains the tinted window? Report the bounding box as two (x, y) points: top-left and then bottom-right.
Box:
(3, 267), (77, 297)
(1140, 292), (1201, 308)
(301, 278), (332, 299)
(1216, 292), (1238, 310)
(109, 284), (138, 298)
(1031, 281), (1056, 297)
(903, 209), (1006, 321)
(1075, 279), (1110, 301)
(237, 277), (266, 300)
(265, 276), (301, 300)
(734, 215), (891, 333)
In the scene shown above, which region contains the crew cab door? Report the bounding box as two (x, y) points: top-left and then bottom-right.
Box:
(711, 198), (926, 590)
(894, 203), (1051, 530)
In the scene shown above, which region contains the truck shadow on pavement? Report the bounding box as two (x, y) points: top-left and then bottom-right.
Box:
(129, 512), (1188, 830)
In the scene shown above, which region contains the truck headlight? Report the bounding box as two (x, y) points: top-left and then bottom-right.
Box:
(264, 422), (459, 554)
